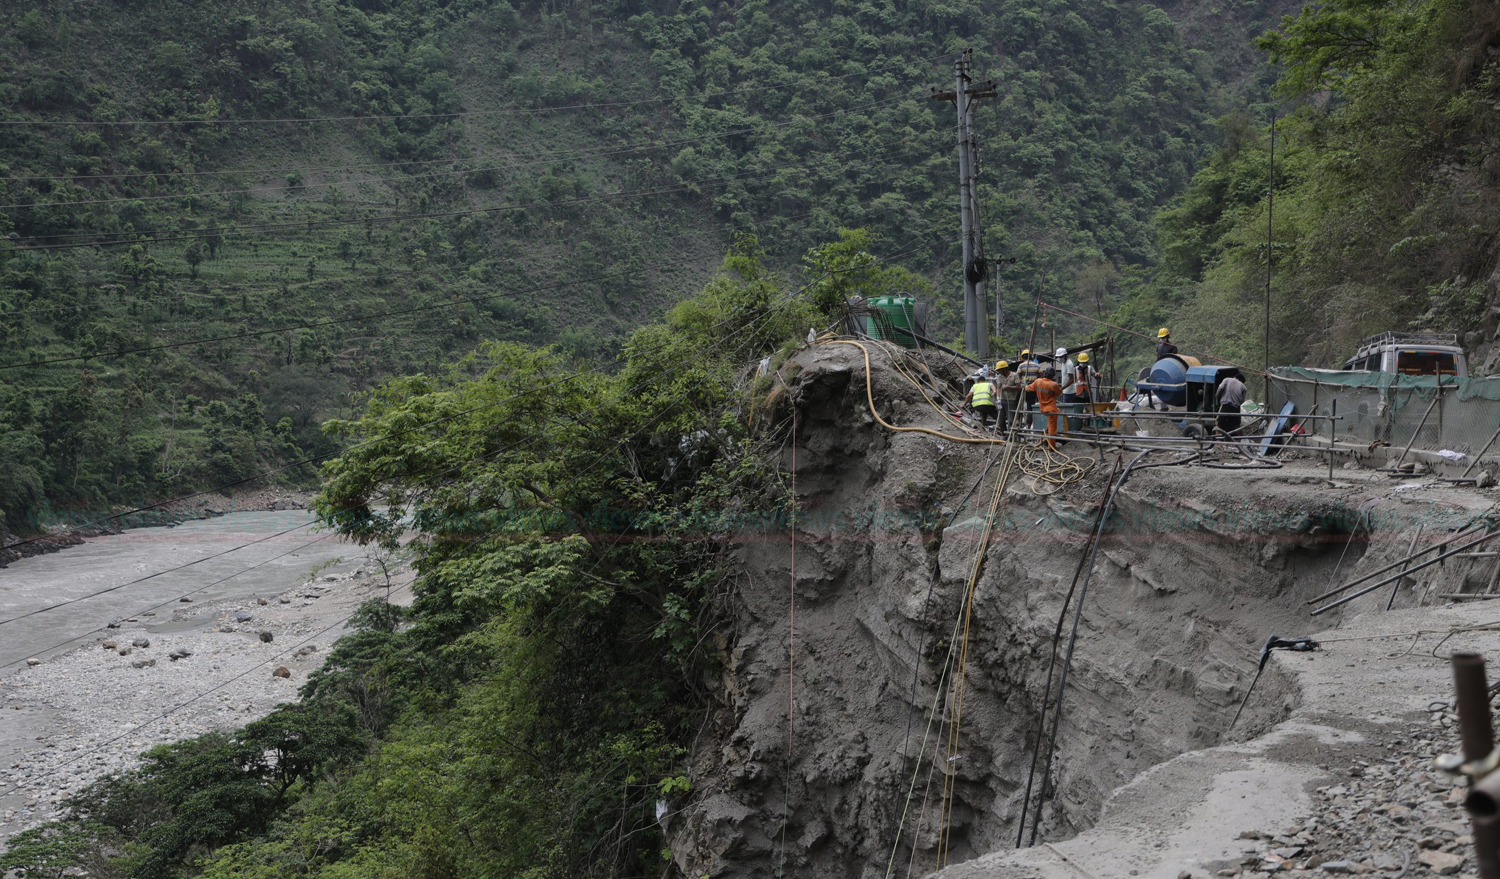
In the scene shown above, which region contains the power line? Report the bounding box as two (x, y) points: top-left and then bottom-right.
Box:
(0, 529), (335, 670)
(9, 107), (918, 249)
(0, 52), (953, 129)
(0, 226), (945, 805)
(0, 144), (929, 369)
(0, 521), (316, 628)
(0, 97), (918, 211)
(0, 577), (417, 802)
(0, 215), (942, 556)
(0, 268), (430, 319)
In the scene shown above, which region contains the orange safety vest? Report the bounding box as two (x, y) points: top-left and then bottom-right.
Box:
(1028, 378), (1063, 412)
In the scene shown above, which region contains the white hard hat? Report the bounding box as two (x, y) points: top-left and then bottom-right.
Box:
(1055, 347), (1067, 357)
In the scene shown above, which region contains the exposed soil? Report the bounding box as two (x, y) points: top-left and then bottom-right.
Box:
(664, 341), (1500, 879)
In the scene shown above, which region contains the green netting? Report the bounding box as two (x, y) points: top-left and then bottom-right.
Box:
(1267, 367), (1500, 457)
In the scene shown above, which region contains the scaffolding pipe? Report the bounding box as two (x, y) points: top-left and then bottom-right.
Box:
(1311, 529), (1500, 616)
(1304, 531), (1479, 605)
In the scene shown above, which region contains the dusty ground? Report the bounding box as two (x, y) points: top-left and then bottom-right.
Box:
(0, 553), (410, 841)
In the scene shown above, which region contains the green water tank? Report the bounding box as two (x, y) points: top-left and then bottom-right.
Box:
(865, 296), (926, 348)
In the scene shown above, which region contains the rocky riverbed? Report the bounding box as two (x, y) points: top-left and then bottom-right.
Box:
(0, 556), (409, 840)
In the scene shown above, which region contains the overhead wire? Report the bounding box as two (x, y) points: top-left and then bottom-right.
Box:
(8, 105), (928, 252)
(1, 217), (942, 554)
(0, 519), (316, 628)
(0, 95), (922, 211)
(0, 52), (955, 129)
(0, 529), (336, 670)
(0, 576), (416, 802)
(0, 135), (937, 369)
(0, 249), (843, 797)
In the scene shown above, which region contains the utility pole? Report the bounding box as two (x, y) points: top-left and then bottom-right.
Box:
(932, 49), (997, 359)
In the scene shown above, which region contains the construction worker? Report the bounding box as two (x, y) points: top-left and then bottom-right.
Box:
(1027, 367), (1064, 449)
(1156, 328), (1178, 359)
(1064, 351), (1095, 432)
(1055, 347), (1075, 390)
(1216, 368), (1247, 433)
(963, 370), (999, 431)
(995, 360), (1022, 433)
(1016, 349), (1043, 416)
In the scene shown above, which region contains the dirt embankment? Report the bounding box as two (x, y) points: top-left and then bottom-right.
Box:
(664, 342), (1496, 879)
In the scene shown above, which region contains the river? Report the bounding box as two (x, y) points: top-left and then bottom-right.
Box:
(0, 510), (386, 842)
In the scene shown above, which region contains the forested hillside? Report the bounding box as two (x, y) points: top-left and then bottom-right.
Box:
(20, 2), (1500, 878)
(1115, 0), (1500, 373)
(0, 0), (1279, 537)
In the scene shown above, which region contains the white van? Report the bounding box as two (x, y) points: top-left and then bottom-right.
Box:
(1341, 332), (1467, 378)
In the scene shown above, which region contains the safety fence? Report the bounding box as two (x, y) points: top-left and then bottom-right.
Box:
(1267, 367), (1500, 459)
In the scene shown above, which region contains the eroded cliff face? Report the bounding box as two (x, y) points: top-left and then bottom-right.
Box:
(664, 344), (1390, 879)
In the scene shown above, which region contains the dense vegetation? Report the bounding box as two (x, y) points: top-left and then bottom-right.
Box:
(1109, 0), (1500, 374)
(0, 237), (872, 879)
(0, 0), (1273, 536)
(34, 0), (1500, 876)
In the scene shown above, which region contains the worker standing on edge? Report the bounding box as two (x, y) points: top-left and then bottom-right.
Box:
(1064, 352), (1094, 432)
(1217, 369), (1247, 434)
(964, 371), (999, 431)
(1027, 367), (1064, 449)
(1017, 349), (1042, 417)
(996, 360), (1022, 434)
(1055, 347), (1075, 391)
(1156, 328), (1178, 359)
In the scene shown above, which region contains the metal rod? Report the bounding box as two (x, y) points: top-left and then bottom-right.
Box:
(1395, 378), (1445, 468)
(1305, 534), (1468, 605)
(1451, 653), (1500, 879)
(1111, 409), (1344, 421)
(1328, 399), (1337, 482)
(1459, 553), (1500, 559)
(1387, 524), (1424, 611)
(1463, 426), (1500, 479)
(1311, 530), (1500, 616)
(1438, 594), (1500, 601)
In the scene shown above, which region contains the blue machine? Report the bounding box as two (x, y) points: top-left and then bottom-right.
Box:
(1134, 355), (1201, 407)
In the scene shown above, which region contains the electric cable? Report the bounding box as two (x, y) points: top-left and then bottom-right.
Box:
(8, 109), (926, 251)
(0, 577), (416, 801)
(0, 530), (335, 670)
(0, 95), (923, 211)
(0, 520), (315, 628)
(2, 220), (941, 555)
(0, 52), (955, 129)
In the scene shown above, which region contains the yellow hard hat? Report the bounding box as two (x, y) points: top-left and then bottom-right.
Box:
(995, 360), (1009, 370)
(1077, 352), (1090, 363)
(1021, 349), (1031, 356)
(1157, 327), (1171, 338)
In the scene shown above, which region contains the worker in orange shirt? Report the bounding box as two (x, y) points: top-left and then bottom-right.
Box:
(1027, 367), (1065, 450)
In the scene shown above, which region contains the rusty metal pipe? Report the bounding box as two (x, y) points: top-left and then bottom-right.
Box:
(1451, 653), (1500, 879)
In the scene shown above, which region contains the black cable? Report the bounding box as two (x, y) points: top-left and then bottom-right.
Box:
(0, 149), (931, 371)
(0, 577), (416, 801)
(0, 96), (914, 212)
(0, 530), (334, 669)
(8, 94), (911, 244)
(0, 520), (321, 627)
(3, 219), (940, 555)
(0, 52), (954, 129)
(0, 225), (950, 811)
